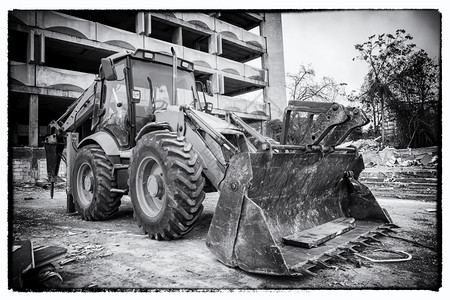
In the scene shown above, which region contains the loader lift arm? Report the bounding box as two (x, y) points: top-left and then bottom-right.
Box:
(44, 81), (99, 198)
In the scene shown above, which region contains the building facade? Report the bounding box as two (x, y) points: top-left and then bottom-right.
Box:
(8, 10), (287, 182)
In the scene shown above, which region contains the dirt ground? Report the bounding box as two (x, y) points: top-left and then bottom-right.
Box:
(9, 183), (441, 291)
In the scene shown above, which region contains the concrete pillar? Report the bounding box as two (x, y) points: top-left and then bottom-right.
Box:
(172, 26), (182, 45)
(260, 13), (287, 120)
(216, 34), (223, 56)
(38, 33), (45, 65)
(29, 94), (39, 147)
(27, 31), (35, 64)
(138, 12), (152, 36)
(208, 32), (218, 54)
(27, 31), (45, 65)
(145, 13), (152, 36)
(136, 12), (145, 35)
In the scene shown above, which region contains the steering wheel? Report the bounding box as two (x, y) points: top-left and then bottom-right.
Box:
(154, 100), (168, 111)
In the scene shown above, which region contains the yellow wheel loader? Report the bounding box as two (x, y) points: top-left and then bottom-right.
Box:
(44, 48), (395, 276)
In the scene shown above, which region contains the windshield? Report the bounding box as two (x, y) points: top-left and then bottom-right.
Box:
(131, 59), (197, 131)
(131, 59), (196, 110)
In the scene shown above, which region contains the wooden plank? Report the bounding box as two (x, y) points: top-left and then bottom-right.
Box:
(282, 217), (356, 249)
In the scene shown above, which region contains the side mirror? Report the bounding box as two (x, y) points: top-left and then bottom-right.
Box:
(205, 102), (213, 113)
(131, 89), (141, 103)
(101, 58), (117, 81)
(206, 80), (213, 96)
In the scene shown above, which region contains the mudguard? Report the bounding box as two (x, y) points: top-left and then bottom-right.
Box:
(78, 131), (120, 156)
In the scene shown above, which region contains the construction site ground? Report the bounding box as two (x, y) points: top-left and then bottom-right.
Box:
(9, 166), (441, 291)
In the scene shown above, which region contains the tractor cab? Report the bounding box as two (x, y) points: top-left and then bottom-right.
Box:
(94, 49), (211, 149)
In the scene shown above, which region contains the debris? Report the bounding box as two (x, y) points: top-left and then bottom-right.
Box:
(105, 230), (128, 234)
(397, 158), (416, 167)
(99, 252), (113, 258)
(35, 181), (50, 189)
(64, 243), (109, 262)
(386, 155), (397, 167)
(431, 155), (438, 164)
(24, 197), (34, 201)
(379, 147), (397, 166)
(186, 269), (202, 276)
(373, 136), (382, 142)
(383, 177), (396, 182)
(418, 153), (432, 166)
(348, 139), (380, 151)
(60, 257), (76, 265)
(86, 284), (99, 289)
(361, 145), (438, 167)
(426, 208), (437, 213)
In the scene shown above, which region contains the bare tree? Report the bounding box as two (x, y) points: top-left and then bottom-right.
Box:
(286, 65), (344, 102)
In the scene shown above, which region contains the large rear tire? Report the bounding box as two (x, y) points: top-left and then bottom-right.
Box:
(72, 144), (122, 220)
(129, 130), (205, 240)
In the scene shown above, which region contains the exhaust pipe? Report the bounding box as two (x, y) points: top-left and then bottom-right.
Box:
(171, 47), (177, 106)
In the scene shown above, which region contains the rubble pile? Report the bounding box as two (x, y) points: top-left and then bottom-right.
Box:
(343, 139), (438, 168)
(343, 139), (380, 151)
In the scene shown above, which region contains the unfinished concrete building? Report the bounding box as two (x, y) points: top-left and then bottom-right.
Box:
(8, 10), (287, 182)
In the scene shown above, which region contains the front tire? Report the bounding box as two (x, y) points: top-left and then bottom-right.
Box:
(72, 144), (122, 220)
(129, 130), (205, 240)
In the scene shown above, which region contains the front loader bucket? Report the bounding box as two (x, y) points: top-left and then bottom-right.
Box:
(206, 149), (392, 276)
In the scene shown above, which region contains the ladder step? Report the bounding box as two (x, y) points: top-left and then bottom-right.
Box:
(110, 188), (127, 194)
(282, 217), (356, 249)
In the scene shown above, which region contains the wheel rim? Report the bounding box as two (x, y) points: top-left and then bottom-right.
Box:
(136, 155), (166, 218)
(76, 162), (94, 207)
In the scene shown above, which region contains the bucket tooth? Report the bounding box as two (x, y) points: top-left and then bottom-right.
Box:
(350, 240), (371, 248)
(323, 252), (343, 261)
(339, 245), (358, 254)
(300, 268), (317, 277)
(334, 253), (349, 261)
(386, 223), (401, 229)
(361, 235), (384, 246)
(379, 227), (398, 234)
(310, 259), (335, 270)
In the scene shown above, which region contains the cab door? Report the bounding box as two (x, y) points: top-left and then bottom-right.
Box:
(98, 60), (131, 148)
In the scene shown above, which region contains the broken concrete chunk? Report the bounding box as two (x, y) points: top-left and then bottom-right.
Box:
(419, 153), (432, 166)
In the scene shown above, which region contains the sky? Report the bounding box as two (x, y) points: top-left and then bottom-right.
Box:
(281, 10), (441, 94)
